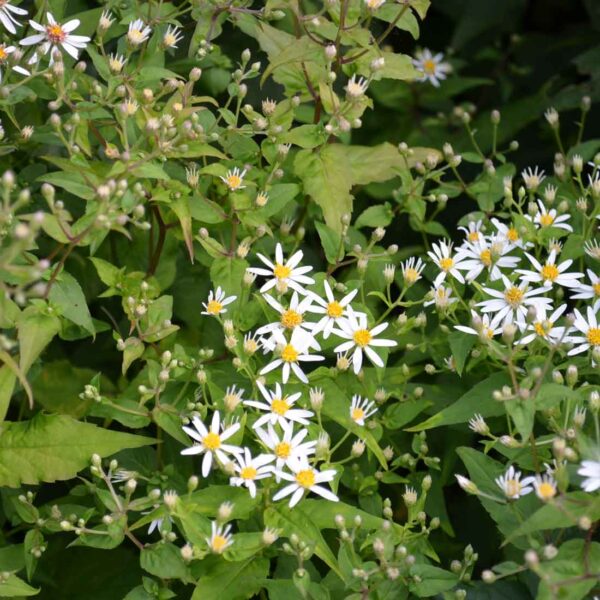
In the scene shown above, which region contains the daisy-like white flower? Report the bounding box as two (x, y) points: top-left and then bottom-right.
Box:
(350, 395), (377, 426)
(0, 44), (29, 81)
(459, 236), (520, 282)
(220, 167), (246, 191)
(516, 250), (583, 288)
(424, 284), (457, 310)
(0, 0), (27, 34)
(248, 243), (315, 295)
(495, 466), (535, 500)
(455, 310), (503, 341)
(108, 52), (127, 74)
(427, 240), (468, 287)
(222, 385), (246, 412)
(468, 414), (489, 435)
(526, 199), (572, 232)
(333, 307), (397, 374)
(477, 275), (552, 330)
(584, 239), (600, 262)
(259, 328), (323, 383)
(490, 218), (531, 250)
(578, 459), (600, 492)
(254, 421), (316, 474)
(20, 12), (90, 63)
(180, 411), (243, 477)
(345, 74), (368, 98)
(533, 474), (557, 501)
(244, 381), (313, 428)
(201, 287), (236, 317)
(521, 166), (545, 191)
(567, 306), (600, 356)
(518, 304), (567, 346)
(127, 18), (152, 46)
(308, 280), (359, 339)
(256, 291), (316, 339)
(273, 457), (338, 508)
(229, 448), (274, 498)
(401, 257), (425, 286)
(458, 220), (485, 245)
(206, 521), (233, 554)
(99, 10), (114, 30)
(570, 269), (600, 311)
(163, 25), (183, 49)
(364, 0), (386, 9)
(412, 48), (451, 87)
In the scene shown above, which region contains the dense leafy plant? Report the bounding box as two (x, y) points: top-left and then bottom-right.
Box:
(1, 0), (600, 598)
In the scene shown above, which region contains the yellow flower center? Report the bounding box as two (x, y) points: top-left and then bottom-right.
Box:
(46, 24), (66, 43)
(0, 46), (7, 61)
(353, 329), (372, 347)
(468, 231), (481, 242)
(327, 301), (343, 318)
(484, 328), (494, 339)
(587, 327), (600, 346)
(281, 344), (298, 363)
(534, 321), (553, 337)
(274, 441), (291, 459)
(280, 309), (303, 329)
(211, 535), (229, 553)
(539, 213), (554, 227)
(164, 33), (177, 46)
(439, 257), (454, 271)
(295, 469), (315, 489)
(240, 466), (257, 480)
(271, 397), (289, 415)
(206, 299), (223, 315)
(226, 174), (242, 190)
(480, 249), (492, 266)
(404, 268), (420, 284)
(537, 482), (556, 500)
(351, 407), (365, 422)
(423, 59), (436, 74)
(541, 264), (559, 281)
(203, 432), (221, 450)
(593, 283), (600, 296)
(505, 479), (521, 498)
(504, 286), (524, 307)
(507, 228), (519, 242)
(273, 263), (291, 280)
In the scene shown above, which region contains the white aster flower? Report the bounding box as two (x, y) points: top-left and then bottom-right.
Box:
(570, 269), (600, 311)
(412, 48), (451, 87)
(401, 257), (425, 286)
(127, 18), (151, 46)
(567, 306), (600, 356)
(259, 328), (323, 383)
(518, 304), (567, 346)
(521, 166), (545, 191)
(201, 286), (236, 316)
(308, 280), (359, 338)
(273, 457), (338, 508)
(455, 310), (503, 341)
(248, 243), (315, 295)
(207, 521), (233, 554)
(578, 459), (600, 492)
(163, 25), (183, 49)
(99, 10), (114, 30)
(468, 413), (489, 435)
(516, 250), (583, 288)
(495, 466), (535, 500)
(0, 0), (26, 34)
(350, 394), (377, 426)
(584, 239), (600, 261)
(244, 381), (314, 428)
(458, 220), (485, 245)
(477, 275), (552, 330)
(333, 307), (397, 374)
(108, 52), (127, 74)
(424, 284), (457, 310)
(490, 218), (531, 250)
(0, 43), (29, 81)
(180, 410), (243, 477)
(223, 385), (246, 412)
(20, 12), (90, 64)
(254, 421), (316, 475)
(229, 448), (274, 498)
(533, 474), (557, 501)
(364, 0), (386, 9)
(256, 291), (317, 339)
(220, 166), (246, 191)
(427, 240), (468, 286)
(345, 74), (368, 98)
(459, 236), (520, 282)
(526, 199), (572, 232)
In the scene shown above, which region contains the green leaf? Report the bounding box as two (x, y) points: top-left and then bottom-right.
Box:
(315, 221), (342, 264)
(140, 543), (190, 580)
(18, 306), (61, 374)
(447, 331), (476, 376)
(409, 564), (458, 596)
(210, 257), (249, 302)
(49, 271), (95, 336)
(38, 171), (95, 199)
(0, 413), (155, 487)
(355, 203), (394, 229)
(0, 574), (39, 597)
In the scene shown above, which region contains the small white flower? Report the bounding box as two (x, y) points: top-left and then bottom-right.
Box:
(526, 199), (572, 232)
(364, 0), (386, 9)
(516, 250), (583, 288)
(229, 448), (274, 498)
(220, 167), (247, 191)
(459, 236), (520, 282)
(201, 286), (236, 316)
(163, 25), (183, 49)
(99, 10), (114, 30)
(20, 12), (91, 64)
(0, 0), (27, 34)
(108, 53), (127, 74)
(244, 381), (314, 428)
(495, 466), (535, 500)
(518, 304), (567, 346)
(308, 280), (360, 338)
(248, 243), (315, 295)
(468, 414), (488, 435)
(207, 521), (233, 554)
(412, 48), (451, 87)
(273, 457), (338, 508)
(567, 306), (600, 357)
(427, 240), (469, 287)
(424, 284), (457, 310)
(333, 307), (397, 374)
(127, 18), (152, 46)
(256, 291), (317, 339)
(180, 411), (243, 477)
(458, 220), (485, 244)
(490, 218), (531, 250)
(401, 257), (425, 286)
(570, 269), (600, 311)
(345, 74), (368, 98)
(578, 459), (600, 492)
(0, 43), (29, 81)
(521, 166), (545, 191)
(350, 395), (377, 426)
(455, 310), (503, 340)
(533, 474), (557, 501)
